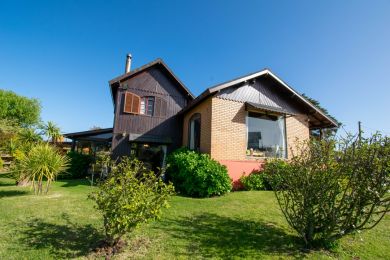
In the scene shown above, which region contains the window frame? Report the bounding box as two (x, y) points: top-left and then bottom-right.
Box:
(140, 96), (155, 116)
(188, 113), (201, 151)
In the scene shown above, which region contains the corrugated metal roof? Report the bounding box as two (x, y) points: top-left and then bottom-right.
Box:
(216, 80), (299, 114)
(181, 68), (338, 129)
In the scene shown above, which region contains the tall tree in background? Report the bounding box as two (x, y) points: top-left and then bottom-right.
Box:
(0, 89), (41, 127)
(0, 119), (20, 148)
(302, 93), (341, 138)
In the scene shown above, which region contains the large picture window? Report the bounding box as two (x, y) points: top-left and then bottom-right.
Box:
(188, 113), (201, 151)
(247, 112), (286, 158)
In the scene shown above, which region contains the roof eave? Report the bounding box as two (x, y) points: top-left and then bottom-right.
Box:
(205, 68), (338, 128)
(108, 59), (195, 105)
(265, 70), (338, 128)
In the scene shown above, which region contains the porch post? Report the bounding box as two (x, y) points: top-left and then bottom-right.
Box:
(71, 140), (76, 151)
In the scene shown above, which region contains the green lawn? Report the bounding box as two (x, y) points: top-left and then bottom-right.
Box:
(0, 176), (389, 259)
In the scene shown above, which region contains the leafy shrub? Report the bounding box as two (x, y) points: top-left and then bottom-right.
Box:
(92, 151), (113, 175)
(262, 159), (290, 190)
(166, 148), (232, 197)
(0, 157), (3, 169)
(240, 172), (267, 190)
(269, 134), (390, 248)
(64, 151), (93, 179)
(240, 160), (289, 191)
(15, 143), (69, 194)
(89, 157), (174, 252)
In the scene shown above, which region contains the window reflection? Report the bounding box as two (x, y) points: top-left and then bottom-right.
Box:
(247, 112), (286, 158)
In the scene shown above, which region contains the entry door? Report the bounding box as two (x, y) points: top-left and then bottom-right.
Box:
(132, 143), (167, 172)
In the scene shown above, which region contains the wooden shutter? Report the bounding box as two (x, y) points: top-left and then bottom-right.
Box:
(160, 98), (167, 117)
(155, 97), (167, 117)
(123, 91), (140, 114)
(131, 94), (140, 114)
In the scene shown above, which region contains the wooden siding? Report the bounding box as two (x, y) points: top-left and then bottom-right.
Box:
(112, 66), (191, 158)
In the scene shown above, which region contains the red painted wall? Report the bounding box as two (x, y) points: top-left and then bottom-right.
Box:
(219, 160), (265, 189)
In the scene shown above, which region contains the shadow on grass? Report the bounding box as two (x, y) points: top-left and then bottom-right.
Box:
(0, 190), (29, 198)
(0, 173), (17, 186)
(19, 213), (103, 258)
(0, 182), (16, 187)
(155, 213), (305, 258)
(59, 179), (92, 187)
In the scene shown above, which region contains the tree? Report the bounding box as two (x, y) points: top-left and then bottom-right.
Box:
(267, 134), (390, 247)
(0, 119), (20, 148)
(89, 158), (174, 255)
(302, 93), (341, 137)
(89, 126), (102, 130)
(42, 121), (62, 143)
(15, 143), (69, 194)
(0, 89), (41, 127)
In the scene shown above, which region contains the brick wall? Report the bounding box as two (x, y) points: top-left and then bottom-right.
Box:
(209, 97), (310, 160)
(182, 96), (310, 160)
(285, 114), (310, 158)
(182, 96), (310, 183)
(182, 97), (212, 154)
(210, 97), (247, 160)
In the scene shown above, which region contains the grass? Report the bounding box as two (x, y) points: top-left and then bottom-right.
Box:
(0, 176), (390, 259)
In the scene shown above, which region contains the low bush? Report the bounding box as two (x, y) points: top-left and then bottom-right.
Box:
(63, 151), (93, 179)
(240, 172), (266, 191)
(89, 157), (174, 255)
(0, 157), (3, 169)
(166, 148), (232, 198)
(240, 160), (289, 191)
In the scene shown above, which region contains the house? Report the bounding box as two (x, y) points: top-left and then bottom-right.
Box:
(65, 55), (337, 181)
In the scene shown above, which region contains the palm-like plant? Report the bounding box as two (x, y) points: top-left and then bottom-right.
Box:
(17, 143), (69, 194)
(18, 128), (42, 144)
(43, 121), (62, 143)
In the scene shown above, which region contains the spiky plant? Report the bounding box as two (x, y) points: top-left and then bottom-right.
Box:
(43, 121), (62, 143)
(18, 128), (42, 144)
(17, 143), (69, 194)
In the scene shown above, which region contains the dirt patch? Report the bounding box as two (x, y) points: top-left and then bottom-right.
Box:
(89, 236), (152, 259)
(92, 239), (127, 259)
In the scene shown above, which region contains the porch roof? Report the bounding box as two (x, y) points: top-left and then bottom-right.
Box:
(64, 128), (113, 142)
(245, 102), (297, 116)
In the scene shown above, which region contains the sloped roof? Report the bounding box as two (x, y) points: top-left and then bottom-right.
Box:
(64, 128), (113, 140)
(180, 69), (338, 128)
(109, 58), (195, 104)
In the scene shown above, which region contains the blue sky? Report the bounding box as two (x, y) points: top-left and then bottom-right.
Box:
(1, 0), (389, 136)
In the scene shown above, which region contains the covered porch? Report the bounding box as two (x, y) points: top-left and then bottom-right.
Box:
(63, 128), (113, 155)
